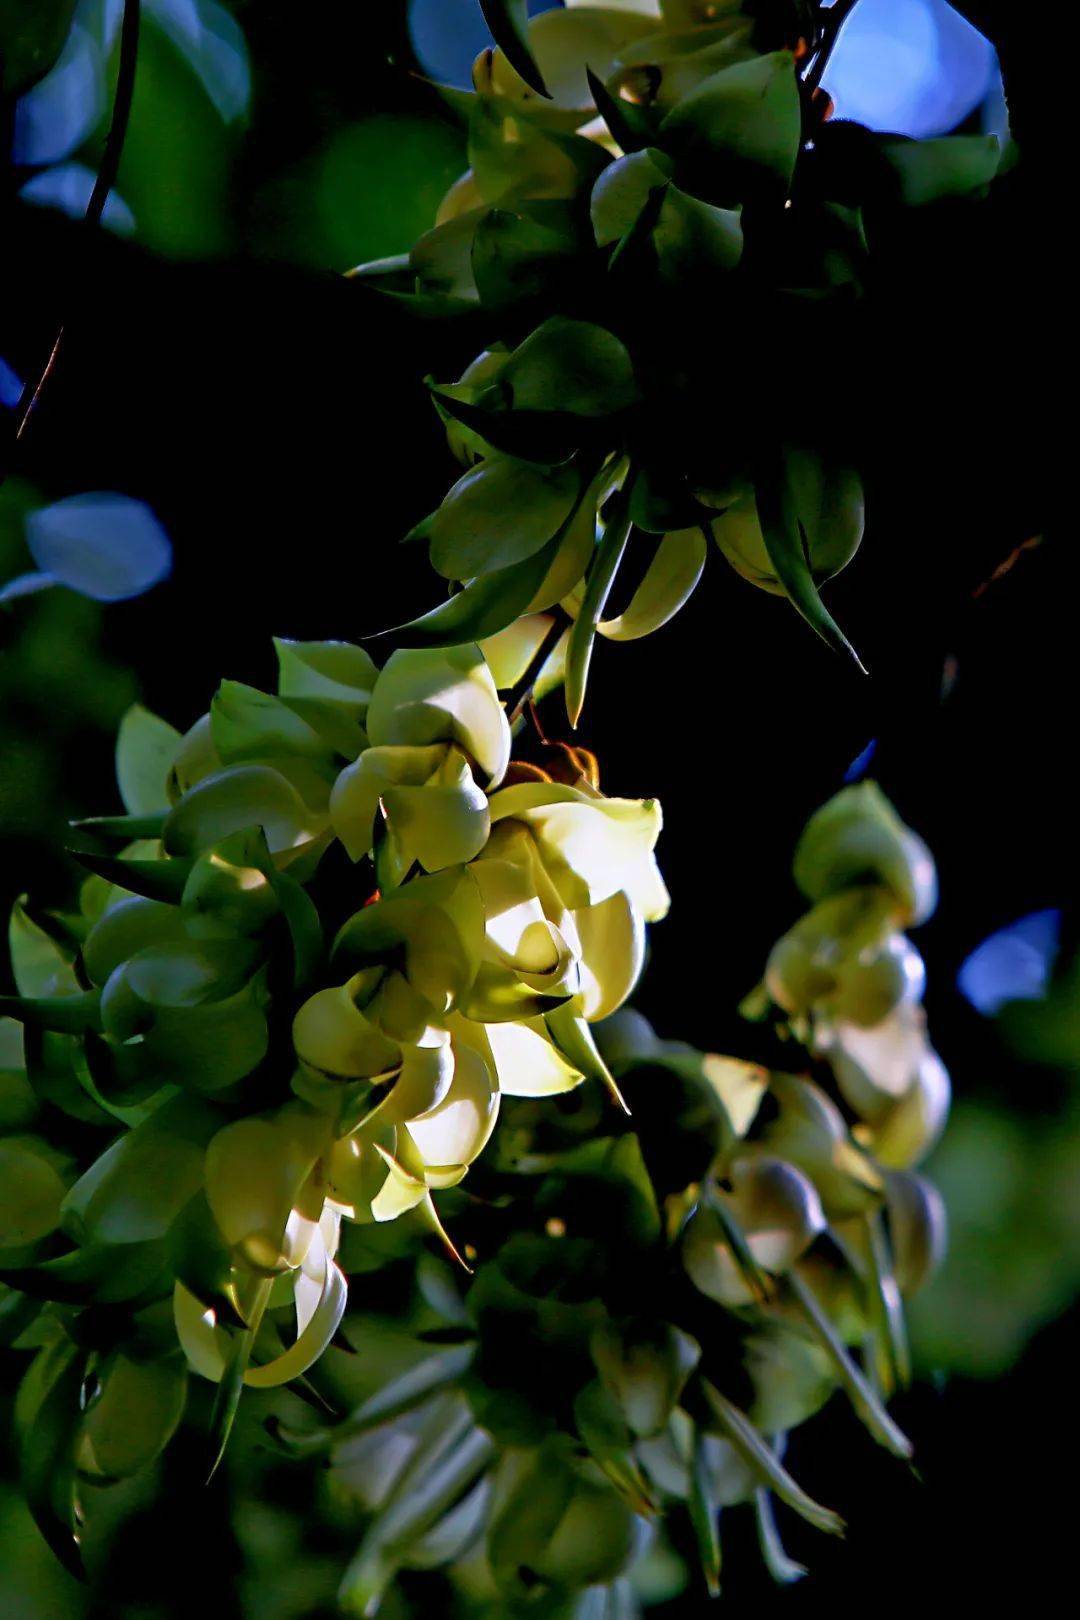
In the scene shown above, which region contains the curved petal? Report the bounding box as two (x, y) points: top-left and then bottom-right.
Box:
(366, 647), (511, 784)
(329, 743), (447, 862)
(573, 889), (645, 1020)
(293, 984), (401, 1079)
(482, 1016), (583, 1097)
(405, 1042), (499, 1169)
(488, 782), (667, 919)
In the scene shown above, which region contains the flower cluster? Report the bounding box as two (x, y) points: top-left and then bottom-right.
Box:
(0, 635), (665, 1569)
(264, 782), (947, 1614)
(361, 0), (1002, 701)
(763, 780), (949, 1172)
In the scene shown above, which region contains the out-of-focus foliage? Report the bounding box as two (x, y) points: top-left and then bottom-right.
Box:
(1, 490), (172, 604)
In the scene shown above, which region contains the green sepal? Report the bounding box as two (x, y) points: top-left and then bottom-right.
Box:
(271, 1342), (476, 1459)
(390, 534), (563, 648)
(573, 1378), (657, 1515)
(753, 459), (866, 670)
(72, 813), (168, 841)
(71, 850), (194, 904)
(689, 1423), (722, 1598)
(0, 991), (102, 1034)
(702, 1381), (845, 1537)
(479, 0), (550, 98)
(586, 66), (653, 154)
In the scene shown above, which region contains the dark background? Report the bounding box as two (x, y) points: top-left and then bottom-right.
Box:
(1, 1), (1071, 1613)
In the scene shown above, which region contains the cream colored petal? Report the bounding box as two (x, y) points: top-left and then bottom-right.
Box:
(479, 613), (556, 689)
(488, 782), (666, 918)
(366, 646), (511, 784)
(859, 1048), (951, 1170)
(573, 889), (645, 1020)
(380, 1032), (456, 1124)
(825, 1002), (928, 1121)
(483, 1016), (584, 1098)
(405, 1041), (499, 1168)
(246, 1237), (347, 1387)
(370, 1143), (429, 1222)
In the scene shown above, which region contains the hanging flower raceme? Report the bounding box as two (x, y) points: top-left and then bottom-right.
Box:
(0, 633), (666, 1570)
(357, 0), (1003, 711)
(261, 783), (947, 1614)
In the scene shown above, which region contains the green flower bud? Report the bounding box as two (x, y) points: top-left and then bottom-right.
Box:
(711, 459), (863, 597)
(793, 782), (938, 926)
(683, 1155), (825, 1307)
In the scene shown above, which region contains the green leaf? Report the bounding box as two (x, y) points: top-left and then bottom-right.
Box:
(168, 1190), (246, 1327)
(658, 51), (801, 205)
(487, 1442), (577, 1596)
(210, 682), (335, 767)
(61, 1093), (219, 1245)
(72, 850), (194, 905)
(479, 0), (549, 98)
(260, 857), (324, 989)
(79, 1353), (188, 1482)
(72, 812), (168, 840)
(207, 1277), (272, 1479)
(0, 0), (77, 95)
(162, 765), (319, 858)
(573, 1379), (655, 1514)
(1, 1239), (172, 1306)
(410, 211), (483, 304)
(430, 457), (579, 581)
(116, 704), (182, 815)
(15, 1335), (88, 1578)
